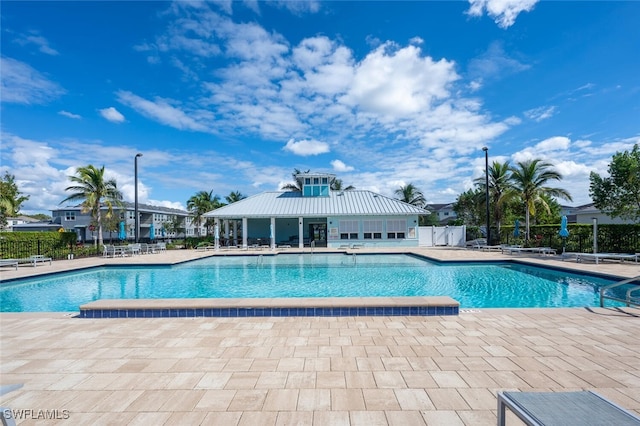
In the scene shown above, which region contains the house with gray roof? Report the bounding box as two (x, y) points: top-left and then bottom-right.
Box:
(204, 172), (430, 249)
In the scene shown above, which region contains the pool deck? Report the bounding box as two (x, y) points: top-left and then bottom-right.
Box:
(1, 248), (639, 425)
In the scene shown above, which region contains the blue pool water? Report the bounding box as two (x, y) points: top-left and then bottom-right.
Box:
(0, 253), (629, 312)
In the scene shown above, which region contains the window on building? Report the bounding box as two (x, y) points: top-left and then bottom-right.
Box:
(65, 212), (76, 221)
(128, 211), (135, 220)
(363, 220), (383, 239)
(386, 219), (407, 239)
(339, 220), (359, 239)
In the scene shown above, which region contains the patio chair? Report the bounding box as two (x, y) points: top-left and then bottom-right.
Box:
(497, 391), (640, 426)
(102, 245), (116, 258)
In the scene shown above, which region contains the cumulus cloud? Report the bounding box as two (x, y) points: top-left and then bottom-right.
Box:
(99, 107), (126, 123)
(331, 159), (354, 172)
(0, 57), (65, 104)
(467, 0), (539, 28)
(283, 138), (330, 156)
(343, 43), (458, 116)
(58, 110), (81, 119)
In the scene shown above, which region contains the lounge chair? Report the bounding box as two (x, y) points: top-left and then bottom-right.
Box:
(497, 390), (640, 426)
(15, 255), (52, 267)
(503, 247), (556, 256)
(195, 242), (215, 251)
(466, 238), (487, 249)
(0, 259), (18, 270)
(563, 252), (638, 265)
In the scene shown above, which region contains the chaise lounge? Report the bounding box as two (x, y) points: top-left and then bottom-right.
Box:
(497, 390), (640, 426)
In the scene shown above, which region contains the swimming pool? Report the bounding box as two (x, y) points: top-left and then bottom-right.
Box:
(0, 253), (628, 312)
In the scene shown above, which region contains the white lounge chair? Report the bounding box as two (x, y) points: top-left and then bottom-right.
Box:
(0, 259), (19, 270)
(14, 255), (53, 266)
(570, 252), (638, 265)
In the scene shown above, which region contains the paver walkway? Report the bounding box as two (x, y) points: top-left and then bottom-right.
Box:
(1, 308), (638, 425)
(1, 248), (638, 425)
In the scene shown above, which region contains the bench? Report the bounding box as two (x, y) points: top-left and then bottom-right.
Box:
(498, 391), (640, 426)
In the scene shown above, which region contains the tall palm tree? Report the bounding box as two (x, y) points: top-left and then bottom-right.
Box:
(60, 165), (123, 247)
(187, 190), (221, 236)
(280, 168), (310, 191)
(394, 183), (426, 207)
(509, 159), (572, 241)
(474, 161), (515, 236)
(225, 191), (246, 204)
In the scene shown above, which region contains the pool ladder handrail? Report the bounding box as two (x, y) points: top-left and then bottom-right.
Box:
(600, 276), (640, 307)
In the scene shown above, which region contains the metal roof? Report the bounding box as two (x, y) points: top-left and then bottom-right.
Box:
(204, 190), (430, 218)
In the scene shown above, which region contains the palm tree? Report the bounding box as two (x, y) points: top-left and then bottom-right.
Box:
(394, 183), (426, 207)
(509, 159), (572, 241)
(330, 178), (355, 191)
(0, 172), (30, 223)
(225, 191), (246, 204)
(60, 165), (123, 247)
(280, 168), (310, 191)
(187, 190), (222, 236)
(474, 161), (515, 237)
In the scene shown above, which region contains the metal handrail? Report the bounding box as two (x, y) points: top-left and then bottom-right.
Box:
(600, 276), (640, 307)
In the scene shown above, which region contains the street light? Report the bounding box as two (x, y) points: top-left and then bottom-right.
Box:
(134, 153), (143, 243)
(482, 147), (490, 245)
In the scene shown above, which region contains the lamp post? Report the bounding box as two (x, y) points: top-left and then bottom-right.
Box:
(134, 153), (143, 243)
(482, 147), (490, 245)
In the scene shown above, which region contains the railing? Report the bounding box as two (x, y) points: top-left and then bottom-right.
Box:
(600, 276), (640, 307)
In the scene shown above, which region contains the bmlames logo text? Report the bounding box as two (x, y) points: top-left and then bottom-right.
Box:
(2, 409), (70, 420)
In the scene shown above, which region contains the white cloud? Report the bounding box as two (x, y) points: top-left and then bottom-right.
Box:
(535, 136), (570, 152)
(331, 160), (354, 172)
(116, 91), (209, 132)
(13, 32), (59, 56)
(343, 43), (459, 116)
(524, 105), (556, 122)
(99, 107), (126, 123)
(467, 41), (530, 83)
(0, 57), (65, 104)
(283, 138), (330, 156)
(467, 0), (539, 29)
(58, 110), (82, 119)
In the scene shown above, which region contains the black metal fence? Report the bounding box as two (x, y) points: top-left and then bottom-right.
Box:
(496, 224), (640, 253)
(0, 233), (100, 260)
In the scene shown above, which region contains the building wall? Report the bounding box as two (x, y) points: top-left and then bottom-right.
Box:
(575, 212), (635, 225)
(326, 215), (420, 248)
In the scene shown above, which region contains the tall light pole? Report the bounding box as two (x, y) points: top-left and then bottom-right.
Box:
(134, 153), (143, 243)
(482, 147), (490, 245)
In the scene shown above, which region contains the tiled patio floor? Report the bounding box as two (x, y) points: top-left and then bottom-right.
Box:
(1, 248), (639, 425)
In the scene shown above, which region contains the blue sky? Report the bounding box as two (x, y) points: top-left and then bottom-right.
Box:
(1, 0), (638, 215)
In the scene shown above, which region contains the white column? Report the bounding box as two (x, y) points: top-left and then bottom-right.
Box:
(270, 217), (276, 250)
(214, 219), (220, 250)
(298, 217), (304, 249)
(242, 217), (248, 249)
(224, 219), (229, 242)
(233, 221), (238, 246)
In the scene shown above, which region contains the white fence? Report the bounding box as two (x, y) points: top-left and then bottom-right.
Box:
(418, 225), (466, 247)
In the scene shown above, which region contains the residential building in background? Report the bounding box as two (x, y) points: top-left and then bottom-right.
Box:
(50, 202), (197, 243)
